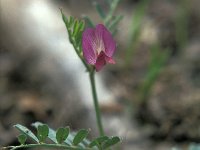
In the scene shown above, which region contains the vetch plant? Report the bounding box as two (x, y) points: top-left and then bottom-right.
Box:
(3, 4), (121, 150)
(61, 9), (116, 136)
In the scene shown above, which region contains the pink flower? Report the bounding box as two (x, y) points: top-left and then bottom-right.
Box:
(82, 24), (116, 71)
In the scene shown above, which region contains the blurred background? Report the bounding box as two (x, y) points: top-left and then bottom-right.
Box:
(0, 0), (200, 149)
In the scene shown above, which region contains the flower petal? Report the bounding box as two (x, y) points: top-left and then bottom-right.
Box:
(82, 28), (97, 64)
(95, 52), (106, 71)
(94, 24), (105, 54)
(96, 24), (116, 57)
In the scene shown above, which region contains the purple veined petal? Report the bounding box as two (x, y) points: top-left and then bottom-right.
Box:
(96, 24), (116, 57)
(82, 28), (97, 64)
(95, 52), (106, 71)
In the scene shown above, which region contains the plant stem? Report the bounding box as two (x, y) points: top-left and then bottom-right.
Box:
(89, 71), (104, 136)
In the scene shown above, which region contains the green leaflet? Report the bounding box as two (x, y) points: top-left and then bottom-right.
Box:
(73, 129), (89, 146)
(17, 134), (27, 145)
(102, 136), (121, 149)
(37, 124), (49, 143)
(56, 127), (70, 144)
(89, 136), (109, 148)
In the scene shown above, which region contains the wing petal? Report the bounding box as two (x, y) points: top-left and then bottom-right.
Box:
(82, 28), (97, 64)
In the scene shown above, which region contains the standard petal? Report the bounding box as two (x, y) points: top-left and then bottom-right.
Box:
(82, 28), (97, 64)
(97, 24), (116, 57)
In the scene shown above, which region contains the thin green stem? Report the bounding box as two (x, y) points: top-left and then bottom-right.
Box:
(89, 71), (104, 136)
(3, 144), (93, 150)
